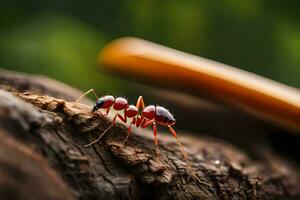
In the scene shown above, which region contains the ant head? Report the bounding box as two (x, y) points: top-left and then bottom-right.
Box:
(91, 95), (115, 113)
(125, 105), (138, 118)
(91, 97), (104, 113)
(142, 105), (155, 120)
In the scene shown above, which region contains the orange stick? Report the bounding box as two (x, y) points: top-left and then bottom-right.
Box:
(98, 37), (300, 133)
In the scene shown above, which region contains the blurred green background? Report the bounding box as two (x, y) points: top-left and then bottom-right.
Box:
(1, 0), (300, 94)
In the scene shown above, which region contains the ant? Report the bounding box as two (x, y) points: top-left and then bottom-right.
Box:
(76, 89), (210, 187)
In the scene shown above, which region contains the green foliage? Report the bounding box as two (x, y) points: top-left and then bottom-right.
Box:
(0, 14), (123, 93)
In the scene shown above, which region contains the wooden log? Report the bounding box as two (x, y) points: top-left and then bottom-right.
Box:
(0, 69), (299, 199)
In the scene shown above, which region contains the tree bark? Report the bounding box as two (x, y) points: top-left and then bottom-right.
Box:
(0, 68), (299, 200)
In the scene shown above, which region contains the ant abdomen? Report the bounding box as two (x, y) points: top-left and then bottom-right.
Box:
(142, 105), (175, 125)
(155, 106), (176, 125)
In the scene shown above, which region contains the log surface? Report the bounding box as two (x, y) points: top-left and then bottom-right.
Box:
(0, 69), (299, 200)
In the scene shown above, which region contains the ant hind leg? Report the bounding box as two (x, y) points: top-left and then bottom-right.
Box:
(168, 126), (188, 161)
(168, 125), (211, 187)
(103, 107), (110, 116)
(153, 122), (159, 154)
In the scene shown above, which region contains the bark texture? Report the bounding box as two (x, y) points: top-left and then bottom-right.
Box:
(0, 68), (299, 200)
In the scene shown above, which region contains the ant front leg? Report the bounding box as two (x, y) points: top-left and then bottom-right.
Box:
(85, 113), (127, 147)
(94, 107), (111, 118)
(103, 107), (111, 116)
(76, 88), (99, 102)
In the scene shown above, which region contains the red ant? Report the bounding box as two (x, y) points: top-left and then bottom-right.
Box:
(76, 89), (210, 187)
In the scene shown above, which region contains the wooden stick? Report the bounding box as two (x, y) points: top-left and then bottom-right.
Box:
(98, 37), (300, 133)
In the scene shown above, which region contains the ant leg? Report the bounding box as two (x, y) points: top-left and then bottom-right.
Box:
(96, 110), (104, 117)
(84, 122), (114, 147)
(134, 96), (146, 127)
(102, 107), (111, 116)
(153, 122), (159, 154)
(168, 125), (211, 187)
(116, 114), (127, 123)
(168, 126), (189, 162)
(141, 119), (159, 153)
(141, 119), (155, 128)
(85, 114), (127, 147)
(136, 96), (145, 110)
(76, 88), (99, 102)
(135, 114), (145, 127)
(95, 107), (111, 118)
(120, 121), (132, 148)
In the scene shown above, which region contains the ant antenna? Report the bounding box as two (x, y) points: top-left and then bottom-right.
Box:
(76, 88), (99, 102)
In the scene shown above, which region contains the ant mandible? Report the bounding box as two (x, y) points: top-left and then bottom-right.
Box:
(76, 89), (210, 187)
